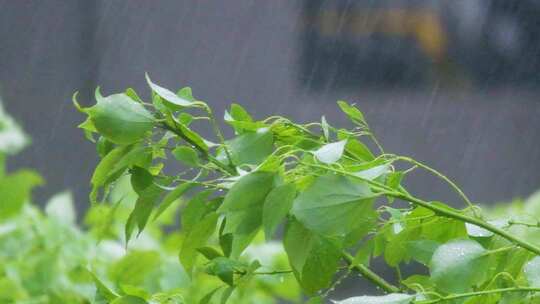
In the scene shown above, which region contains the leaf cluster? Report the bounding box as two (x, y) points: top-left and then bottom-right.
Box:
(73, 76), (540, 304)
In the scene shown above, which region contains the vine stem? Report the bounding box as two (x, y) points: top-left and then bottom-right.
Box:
(306, 163), (540, 256)
(391, 156), (475, 211)
(419, 287), (540, 303)
(342, 252), (400, 293)
(391, 192), (540, 256)
(160, 123), (236, 175)
(202, 104), (234, 167)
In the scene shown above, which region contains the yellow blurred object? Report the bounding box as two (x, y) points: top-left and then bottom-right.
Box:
(317, 8), (447, 63)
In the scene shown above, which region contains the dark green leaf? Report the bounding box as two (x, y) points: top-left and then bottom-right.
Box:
(284, 218), (342, 295)
(263, 183), (296, 240)
(430, 239), (489, 293)
(125, 167), (164, 243)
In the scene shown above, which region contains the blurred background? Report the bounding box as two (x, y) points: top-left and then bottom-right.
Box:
(0, 0), (539, 298)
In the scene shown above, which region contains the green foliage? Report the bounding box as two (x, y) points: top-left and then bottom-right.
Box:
(71, 76), (540, 303)
(28, 75), (540, 304)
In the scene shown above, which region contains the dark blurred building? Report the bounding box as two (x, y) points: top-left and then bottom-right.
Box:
(298, 0), (540, 88)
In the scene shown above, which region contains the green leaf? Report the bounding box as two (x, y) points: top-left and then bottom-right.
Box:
(180, 212), (219, 275)
(352, 239), (374, 267)
(90, 145), (152, 203)
(230, 103), (252, 121)
(110, 295), (148, 304)
(353, 164), (390, 180)
(284, 218), (342, 295)
(181, 190), (215, 234)
(0, 169), (43, 220)
(291, 173), (377, 237)
(332, 293), (414, 304)
(125, 88), (143, 103)
(173, 121), (209, 152)
(87, 93), (154, 145)
(218, 172), (275, 257)
(220, 287), (235, 304)
(407, 240), (440, 266)
(145, 73), (193, 107)
(89, 271), (119, 302)
(524, 256), (540, 287)
(218, 128), (274, 165)
(465, 223), (494, 238)
(344, 138), (374, 161)
(109, 250), (161, 288)
(172, 146), (200, 166)
(263, 183), (296, 240)
(199, 287), (222, 304)
(196, 246), (223, 260)
(321, 116), (330, 141)
(125, 167), (164, 243)
(429, 239), (489, 293)
(313, 140), (347, 164)
(153, 183), (194, 221)
(206, 257), (239, 286)
(337, 100), (367, 126)
(177, 87), (195, 102)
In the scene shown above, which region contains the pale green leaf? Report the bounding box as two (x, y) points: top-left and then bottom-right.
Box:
(146, 73), (192, 107)
(353, 164), (390, 180)
(331, 293), (414, 304)
(313, 140), (347, 164)
(430, 239), (489, 293)
(524, 256), (540, 287)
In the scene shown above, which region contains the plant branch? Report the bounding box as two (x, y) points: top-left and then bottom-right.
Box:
(419, 287), (540, 303)
(203, 104), (234, 167)
(306, 163), (540, 256)
(160, 123), (236, 175)
(392, 156), (475, 211)
(342, 252), (400, 293)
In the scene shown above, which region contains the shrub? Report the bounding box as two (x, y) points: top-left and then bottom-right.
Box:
(73, 75), (540, 303)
